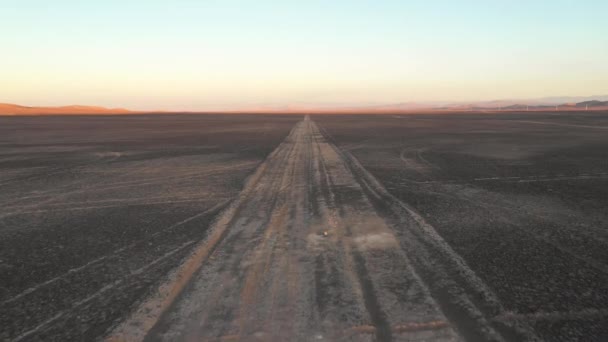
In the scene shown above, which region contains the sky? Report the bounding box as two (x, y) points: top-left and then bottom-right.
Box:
(1, 0), (607, 111)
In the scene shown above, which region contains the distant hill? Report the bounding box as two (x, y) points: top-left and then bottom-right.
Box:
(0, 103), (133, 115)
(437, 99), (608, 111)
(531, 95), (608, 104)
(1, 97), (607, 115)
(575, 100), (608, 108)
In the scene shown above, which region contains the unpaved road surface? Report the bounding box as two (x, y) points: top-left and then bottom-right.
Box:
(316, 112), (608, 341)
(109, 117), (533, 342)
(0, 115), (299, 342)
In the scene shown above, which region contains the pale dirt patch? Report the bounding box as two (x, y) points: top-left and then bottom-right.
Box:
(94, 151), (124, 159)
(353, 232), (399, 251)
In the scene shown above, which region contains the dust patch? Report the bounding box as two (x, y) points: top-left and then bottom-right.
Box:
(353, 232), (398, 251)
(94, 151), (124, 159)
(399, 148), (434, 173)
(306, 233), (325, 251)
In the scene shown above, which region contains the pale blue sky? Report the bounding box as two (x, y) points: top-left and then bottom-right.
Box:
(1, 0), (607, 110)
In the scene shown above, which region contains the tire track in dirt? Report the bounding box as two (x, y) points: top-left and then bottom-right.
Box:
(0, 200), (232, 342)
(107, 121), (303, 342)
(317, 124), (540, 342)
(310, 122), (453, 341)
(108, 117), (530, 341)
(1, 200), (231, 306)
(11, 240), (197, 342)
(512, 120), (608, 130)
(0, 161), (256, 217)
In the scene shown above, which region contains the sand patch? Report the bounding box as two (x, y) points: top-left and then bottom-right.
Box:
(353, 232), (398, 251)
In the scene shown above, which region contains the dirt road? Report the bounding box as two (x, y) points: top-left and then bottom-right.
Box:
(108, 116), (533, 342)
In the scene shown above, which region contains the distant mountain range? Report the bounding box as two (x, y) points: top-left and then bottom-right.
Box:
(0, 103), (133, 115)
(435, 100), (608, 111)
(1, 97), (607, 115)
(435, 96), (608, 111)
(263, 99), (608, 113)
(208, 96), (608, 113)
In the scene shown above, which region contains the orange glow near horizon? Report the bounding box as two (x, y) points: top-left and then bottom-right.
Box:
(2, 1), (607, 111)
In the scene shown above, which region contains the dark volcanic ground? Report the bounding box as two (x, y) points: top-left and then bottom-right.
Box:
(0, 114), (299, 341)
(2, 112), (608, 341)
(315, 111), (608, 341)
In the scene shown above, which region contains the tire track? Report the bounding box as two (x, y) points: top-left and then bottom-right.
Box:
(1, 200), (230, 306)
(109, 117), (465, 341)
(0, 161), (256, 217)
(311, 120), (459, 341)
(512, 120), (608, 130)
(396, 172), (608, 185)
(10, 240), (197, 342)
(107, 120), (303, 342)
(317, 123), (539, 341)
(495, 308), (608, 323)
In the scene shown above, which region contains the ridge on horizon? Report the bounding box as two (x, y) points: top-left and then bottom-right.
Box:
(1, 96), (608, 115)
(0, 103), (135, 115)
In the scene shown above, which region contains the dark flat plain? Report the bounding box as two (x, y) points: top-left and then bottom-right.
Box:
(315, 111), (608, 341)
(2, 112), (608, 341)
(0, 114), (299, 341)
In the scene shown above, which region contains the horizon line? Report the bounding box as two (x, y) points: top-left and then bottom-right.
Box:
(2, 94), (608, 114)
